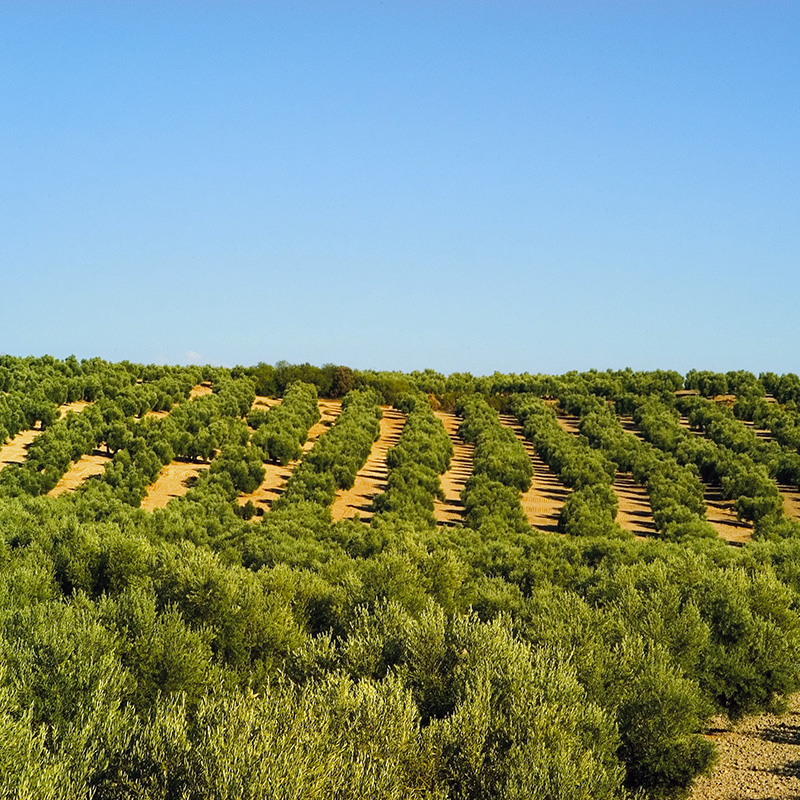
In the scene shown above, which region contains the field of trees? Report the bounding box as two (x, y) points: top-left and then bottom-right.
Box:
(2, 356), (800, 798)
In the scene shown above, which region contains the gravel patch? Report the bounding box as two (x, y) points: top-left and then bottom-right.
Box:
(691, 695), (800, 799)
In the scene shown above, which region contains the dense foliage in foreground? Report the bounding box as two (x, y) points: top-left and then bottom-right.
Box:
(2, 357), (800, 798)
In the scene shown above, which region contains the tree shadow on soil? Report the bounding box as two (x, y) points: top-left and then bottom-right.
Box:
(759, 722), (800, 747)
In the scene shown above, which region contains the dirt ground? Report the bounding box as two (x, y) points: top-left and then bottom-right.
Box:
(48, 451), (111, 497)
(0, 428), (41, 470)
(740, 418), (774, 442)
(140, 395), (290, 512)
(330, 407), (405, 523)
(499, 413), (569, 532)
(621, 416), (753, 545)
(433, 410), (474, 527)
(780, 484), (800, 521)
(674, 416), (754, 544)
(691, 695), (800, 799)
(141, 384), (223, 420)
(252, 396), (282, 411)
(555, 414), (581, 435)
(237, 399), (342, 514)
(619, 415), (645, 440)
(702, 488), (753, 545)
(614, 472), (659, 537)
(189, 382), (213, 399)
(140, 460), (210, 511)
(740, 422), (800, 523)
(0, 400), (91, 470)
(142, 409), (170, 420)
(556, 414), (659, 537)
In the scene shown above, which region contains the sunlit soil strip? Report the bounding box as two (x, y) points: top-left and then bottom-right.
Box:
(138, 388), (222, 509)
(433, 410), (474, 527)
(189, 382), (213, 399)
(624, 414), (752, 544)
(54, 388), (228, 496)
(330, 407), (406, 523)
(252, 396), (282, 411)
(691, 693), (800, 800)
(619, 416), (645, 440)
(623, 414), (747, 540)
(0, 429), (40, 470)
(600, 418), (658, 537)
(737, 420), (800, 520)
(779, 484), (800, 522)
(237, 399), (342, 514)
(140, 461), (210, 511)
(498, 413), (569, 533)
(556, 414), (657, 536)
(613, 473), (658, 538)
(740, 417), (774, 441)
(702, 487), (752, 545)
(48, 451), (111, 497)
(677, 415), (754, 545)
(141, 383), (219, 420)
(554, 414), (581, 435)
(0, 400), (91, 470)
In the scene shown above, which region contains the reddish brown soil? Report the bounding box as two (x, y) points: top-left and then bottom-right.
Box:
(433, 411), (474, 527)
(499, 413), (569, 532)
(331, 407), (406, 522)
(691, 695), (800, 799)
(237, 399), (342, 514)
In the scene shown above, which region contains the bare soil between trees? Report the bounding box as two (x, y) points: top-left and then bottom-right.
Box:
(619, 415), (751, 542)
(0, 400), (91, 470)
(48, 451), (111, 497)
(433, 411), (474, 527)
(54, 387), (231, 502)
(140, 460), (210, 511)
(614, 472), (658, 538)
(141, 393), (289, 511)
(189, 382), (213, 399)
(330, 407), (406, 522)
(237, 399), (342, 514)
(499, 413), (569, 532)
(142, 383), (219, 420)
(557, 414), (661, 538)
(691, 694), (800, 799)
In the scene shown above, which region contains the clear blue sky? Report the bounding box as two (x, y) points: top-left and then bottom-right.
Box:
(2, 1), (798, 376)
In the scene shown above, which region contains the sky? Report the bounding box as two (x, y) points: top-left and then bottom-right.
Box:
(2, 1), (799, 376)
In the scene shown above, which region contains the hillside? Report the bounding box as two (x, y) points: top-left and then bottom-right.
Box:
(1, 357), (800, 799)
